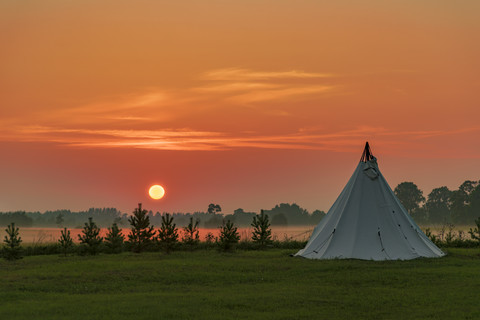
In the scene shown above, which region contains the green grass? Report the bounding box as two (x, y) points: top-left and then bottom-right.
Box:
(1, 248), (480, 319)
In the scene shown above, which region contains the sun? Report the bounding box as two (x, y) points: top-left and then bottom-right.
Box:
(148, 185), (165, 200)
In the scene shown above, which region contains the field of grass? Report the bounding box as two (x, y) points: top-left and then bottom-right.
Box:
(1, 248), (480, 319)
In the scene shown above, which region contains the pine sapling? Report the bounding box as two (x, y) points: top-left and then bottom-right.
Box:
(58, 227), (73, 257)
(78, 217), (103, 255)
(218, 220), (240, 251)
(3, 223), (22, 260)
(205, 232), (215, 246)
(251, 209), (273, 248)
(128, 203), (156, 253)
(105, 223), (125, 253)
(157, 213), (178, 254)
(182, 217), (200, 248)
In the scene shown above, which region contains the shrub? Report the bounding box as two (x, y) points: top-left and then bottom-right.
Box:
(78, 217), (103, 255)
(105, 223), (125, 253)
(157, 213), (178, 254)
(128, 203), (156, 253)
(58, 227), (73, 257)
(469, 217), (480, 242)
(424, 228), (440, 246)
(251, 209), (273, 248)
(217, 220), (240, 251)
(2, 223), (22, 260)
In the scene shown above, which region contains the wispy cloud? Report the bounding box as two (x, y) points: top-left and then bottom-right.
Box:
(196, 67), (337, 104)
(225, 85), (334, 104)
(203, 68), (334, 81)
(4, 125), (479, 156)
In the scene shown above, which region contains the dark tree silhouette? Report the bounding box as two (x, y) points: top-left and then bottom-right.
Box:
(251, 209), (272, 248)
(208, 203), (222, 215)
(78, 217), (103, 255)
(182, 217), (200, 247)
(105, 223), (125, 253)
(58, 227), (73, 257)
(218, 220), (240, 251)
(128, 203), (156, 253)
(469, 217), (480, 241)
(55, 213), (64, 227)
(157, 213), (178, 254)
(394, 182), (425, 214)
(425, 187), (452, 223)
(3, 223), (22, 260)
(450, 180), (479, 224)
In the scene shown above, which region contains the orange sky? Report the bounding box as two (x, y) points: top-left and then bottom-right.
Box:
(1, 1), (479, 214)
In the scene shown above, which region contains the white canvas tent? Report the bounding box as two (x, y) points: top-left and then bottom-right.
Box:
(296, 142), (444, 260)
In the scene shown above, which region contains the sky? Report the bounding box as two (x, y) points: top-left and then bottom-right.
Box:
(1, 0), (479, 215)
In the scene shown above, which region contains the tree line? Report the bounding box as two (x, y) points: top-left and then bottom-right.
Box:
(0, 203), (326, 228)
(1, 203), (275, 260)
(394, 180), (480, 225)
(1, 178), (478, 228)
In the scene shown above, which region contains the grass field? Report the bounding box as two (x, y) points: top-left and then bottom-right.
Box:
(1, 248), (480, 319)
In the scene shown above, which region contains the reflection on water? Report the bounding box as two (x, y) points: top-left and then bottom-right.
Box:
(0, 226), (316, 244)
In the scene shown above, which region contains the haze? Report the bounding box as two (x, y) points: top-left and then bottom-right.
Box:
(1, 1), (479, 214)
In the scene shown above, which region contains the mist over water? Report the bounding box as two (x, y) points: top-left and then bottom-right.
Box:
(2, 226), (316, 244)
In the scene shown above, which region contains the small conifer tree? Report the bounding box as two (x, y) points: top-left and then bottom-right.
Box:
(105, 223), (125, 253)
(157, 213), (178, 253)
(251, 209), (273, 248)
(58, 227), (73, 257)
(78, 217), (103, 255)
(205, 232), (215, 246)
(3, 223), (23, 260)
(182, 217), (200, 248)
(128, 203), (156, 253)
(218, 220), (240, 251)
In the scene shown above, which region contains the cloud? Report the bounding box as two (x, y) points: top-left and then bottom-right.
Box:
(4, 125), (479, 157)
(195, 68), (337, 104)
(203, 68), (334, 81)
(226, 85), (334, 104)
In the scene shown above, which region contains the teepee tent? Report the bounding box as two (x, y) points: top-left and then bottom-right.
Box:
(296, 142), (444, 260)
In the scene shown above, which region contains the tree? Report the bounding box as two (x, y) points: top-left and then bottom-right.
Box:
(157, 213), (178, 254)
(310, 210), (326, 224)
(394, 182), (425, 215)
(469, 217), (480, 242)
(128, 203), (156, 253)
(2, 223), (22, 260)
(251, 210), (272, 248)
(78, 217), (103, 255)
(425, 186), (452, 223)
(217, 220), (240, 251)
(104, 223), (125, 253)
(450, 180), (479, 224)
(55, 213), (64, 227)
(182, 217), (200, 247)
(468, 184), (480, 224)
(208, 203), (222, 215)
(205, 232), (215, 245)
(58, 227), (73, 257)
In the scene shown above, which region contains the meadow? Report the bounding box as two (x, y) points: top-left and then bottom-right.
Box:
(1, 248), (479, 319)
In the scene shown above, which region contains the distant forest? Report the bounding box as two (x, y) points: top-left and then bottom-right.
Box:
(1, 179), (478, 228)
(0, 203), (326, 228)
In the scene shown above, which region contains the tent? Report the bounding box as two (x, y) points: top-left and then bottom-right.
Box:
(295, 142), (444, 260)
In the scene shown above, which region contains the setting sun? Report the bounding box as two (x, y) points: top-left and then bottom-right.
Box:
(148, 185), (165, 200)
